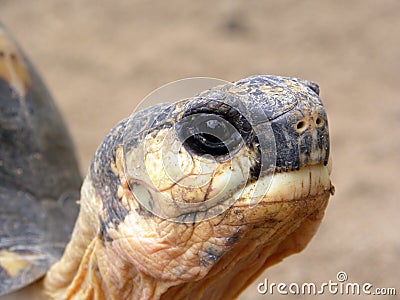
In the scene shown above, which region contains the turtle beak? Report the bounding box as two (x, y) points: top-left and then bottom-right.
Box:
(270, 101), (330, 172)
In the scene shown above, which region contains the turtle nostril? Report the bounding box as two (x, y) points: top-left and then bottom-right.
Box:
(315, 117), (323, 127)
(296, 121), (306, 132)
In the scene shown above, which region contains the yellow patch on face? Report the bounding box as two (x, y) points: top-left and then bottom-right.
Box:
(0, 249), (32, 277)
(0, 29), (31, 98)
(120, 126), (259, 221)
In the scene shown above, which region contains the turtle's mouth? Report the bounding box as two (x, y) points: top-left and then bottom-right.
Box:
(234, 159), (333, 208)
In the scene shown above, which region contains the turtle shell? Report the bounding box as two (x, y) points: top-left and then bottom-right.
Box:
(0, 23), (81, 296)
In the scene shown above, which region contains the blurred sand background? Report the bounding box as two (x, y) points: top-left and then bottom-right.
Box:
(1, 0), (399, 299)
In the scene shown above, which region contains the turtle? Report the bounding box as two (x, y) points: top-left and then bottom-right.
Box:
(0, 22), (334, 300)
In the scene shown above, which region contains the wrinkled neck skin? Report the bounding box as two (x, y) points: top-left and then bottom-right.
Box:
(44, 160), (332, 300)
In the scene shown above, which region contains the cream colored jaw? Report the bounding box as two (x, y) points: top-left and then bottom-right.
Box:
(234, 163), (332, 205)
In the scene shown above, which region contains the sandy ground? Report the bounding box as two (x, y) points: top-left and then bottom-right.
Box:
(1, 0), (399, 299)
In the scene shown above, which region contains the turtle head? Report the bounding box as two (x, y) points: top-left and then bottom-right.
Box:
(45, 75), (333, 300)
(119, 75), (331, 220)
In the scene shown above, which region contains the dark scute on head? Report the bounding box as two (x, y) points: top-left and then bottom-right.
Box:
(228, 75), (300, 121)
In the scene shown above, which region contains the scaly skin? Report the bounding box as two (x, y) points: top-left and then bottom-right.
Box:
(45, 76), (333, 299)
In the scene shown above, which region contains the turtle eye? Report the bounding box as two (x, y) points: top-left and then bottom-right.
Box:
(176, 114), (243, 157)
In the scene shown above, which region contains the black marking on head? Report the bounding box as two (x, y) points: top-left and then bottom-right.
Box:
(226, 230), (241, 246)
(90, 119), (130, 241)
(271, 116), (301, 172)
(199, 246), (224, 267)
(98, 217), (114, 245)
(124, 102), (177, 151)
(0, 264), (11, 279)
(148, 123), (174, 139)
